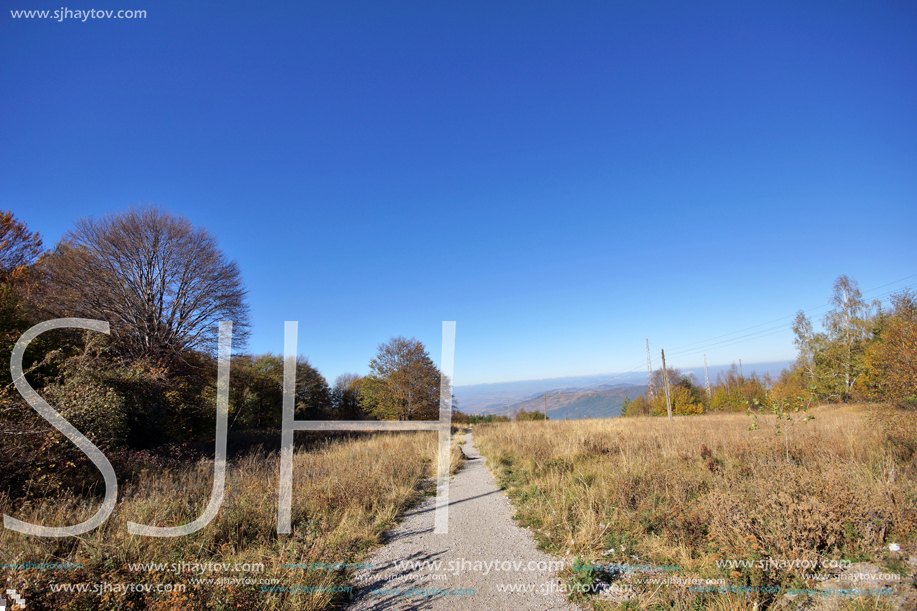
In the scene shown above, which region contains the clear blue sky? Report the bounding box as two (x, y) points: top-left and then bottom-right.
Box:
(3, 1), (915, 386)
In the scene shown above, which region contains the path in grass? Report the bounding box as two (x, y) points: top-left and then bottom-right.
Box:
(346, 431), (577, 611)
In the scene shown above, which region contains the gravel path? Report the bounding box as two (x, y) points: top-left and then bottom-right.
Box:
(347, 431), (579, 611)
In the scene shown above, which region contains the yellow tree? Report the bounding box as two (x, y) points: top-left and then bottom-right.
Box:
(792, 275), (879, 402)
(0, 211), (45, 396)
(821, 275), (879, 401)
(860, 289), (917, 402)
(651, 386), (702, 415)
(623, 395), (651, 417)
(768, 365), (810, 406)
(359, 336), (442, 420)
(0, 210), (44, 281)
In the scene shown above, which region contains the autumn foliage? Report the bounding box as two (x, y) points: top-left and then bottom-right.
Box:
(624, 275), (917, 417)
(859, 289), (917, 403)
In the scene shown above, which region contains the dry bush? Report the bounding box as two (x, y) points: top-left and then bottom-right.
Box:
(475, 405), (917, 610)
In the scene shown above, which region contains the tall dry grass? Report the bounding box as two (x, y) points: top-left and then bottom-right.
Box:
(474, 405), (917, 610)
(0, 431), (465, 610)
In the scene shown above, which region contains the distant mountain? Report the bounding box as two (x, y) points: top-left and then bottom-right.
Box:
(591, 383), (639, 392)
(454, 373), (647, 412)
(453, 361), (793, 415)
(480, 385), (648, 420)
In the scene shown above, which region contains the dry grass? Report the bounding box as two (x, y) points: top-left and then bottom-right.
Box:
(474, 405), (917, 610)
(0, 431), (466, 610)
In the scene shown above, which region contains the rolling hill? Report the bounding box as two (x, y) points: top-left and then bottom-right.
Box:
(481, 384), (648, 420)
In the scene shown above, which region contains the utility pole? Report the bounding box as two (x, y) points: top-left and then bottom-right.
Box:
(704, 354), (712, 399)
(739, 359), (743, 379)
(661, 349), (672, 421)
(646, 339), (655, 400)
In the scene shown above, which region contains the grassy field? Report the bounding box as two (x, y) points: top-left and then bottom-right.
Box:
(0, 431), (465, 610)
(474, 405), (917, 611)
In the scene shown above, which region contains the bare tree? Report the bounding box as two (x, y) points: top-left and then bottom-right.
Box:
(42, 206), (250, 367)
(332, 372), (364, 420)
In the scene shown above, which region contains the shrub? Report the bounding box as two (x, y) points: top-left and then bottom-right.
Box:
(651, 385), (703, 416)
(623, 395), (651, 417)
(40, 347), (173, 448)
(43, 369), (131, 448)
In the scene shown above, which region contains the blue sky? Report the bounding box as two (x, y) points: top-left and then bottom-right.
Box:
(3, 1), (915, 386)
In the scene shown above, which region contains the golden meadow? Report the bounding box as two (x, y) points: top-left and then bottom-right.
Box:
(2, 405), (914, 610)
(0, 432), (465, 610)
(474, 405), (917, 610)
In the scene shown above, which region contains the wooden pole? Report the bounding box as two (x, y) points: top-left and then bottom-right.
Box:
(704, 354), (712, 399)
(661, 349), (672, 421)
(646, 339), (655, 400)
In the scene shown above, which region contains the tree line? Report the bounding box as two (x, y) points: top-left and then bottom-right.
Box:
(622, 275), (916, 417)
(0, 206), (449, 453)
(4, 206), (911, 448)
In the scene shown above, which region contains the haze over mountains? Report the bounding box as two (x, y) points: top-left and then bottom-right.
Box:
(454, 360), (792, 419)
(500, 384), (648, 420)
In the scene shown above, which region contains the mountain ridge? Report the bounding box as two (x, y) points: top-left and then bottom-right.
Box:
(481, 385), (648, 420)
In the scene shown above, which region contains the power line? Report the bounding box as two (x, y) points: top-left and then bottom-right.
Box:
(488, 274), (917, 417)
(662, 274), (917, 356)
(655, 279), (917, 364)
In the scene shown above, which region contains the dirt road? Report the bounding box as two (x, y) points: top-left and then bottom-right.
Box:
(346, 431), (578, 611)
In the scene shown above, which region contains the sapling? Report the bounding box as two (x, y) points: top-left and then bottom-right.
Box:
(747, 394), (814, 462)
